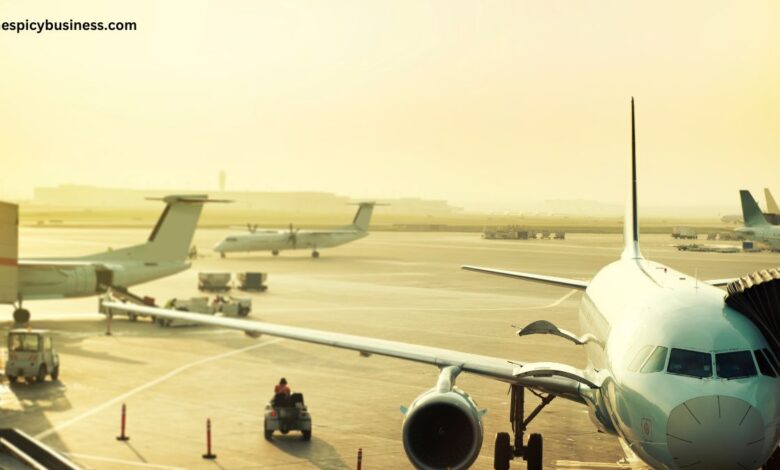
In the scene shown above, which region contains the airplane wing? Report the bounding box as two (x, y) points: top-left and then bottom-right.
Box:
(19, 259), (100, 267)
(100, 301), (596, 402)
(462, 265), (589, 290)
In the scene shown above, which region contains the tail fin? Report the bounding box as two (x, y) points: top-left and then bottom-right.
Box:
(740, 190), (771, 227)
(765, 188), (779, 213)
(621, 98), (643, 260)
(350, 202), (376, 231)
(88, 195), (215, 262)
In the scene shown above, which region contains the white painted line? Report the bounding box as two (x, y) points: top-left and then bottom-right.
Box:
(517, 289), (578, 311)
(556, 460), (634, 469)
(64, 452), (187, 470)
(35, 339), (282, 440)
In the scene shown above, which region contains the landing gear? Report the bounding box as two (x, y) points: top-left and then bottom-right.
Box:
(219, 252), (225, 259)
(272, 250), (279, 256)
(13, 308), (30, 324)
(494, 385), (553, 470)
(311, 250), (320, 258)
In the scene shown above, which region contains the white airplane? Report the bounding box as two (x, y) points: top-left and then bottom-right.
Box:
(736, 190), (780, 250)
(214, 202), (378, 258)
(1, 195), (221, 324)
(105, 102), (780, 470)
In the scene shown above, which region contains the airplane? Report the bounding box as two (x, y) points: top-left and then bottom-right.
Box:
(213, 202), (379, 258)
(736, 190), (780, 250)
(105, 101), (780, 470)
(1, 195), (222, 324)
(764, 188), (780, 225)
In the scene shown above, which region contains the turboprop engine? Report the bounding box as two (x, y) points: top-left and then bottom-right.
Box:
(401, 366), (484, 470)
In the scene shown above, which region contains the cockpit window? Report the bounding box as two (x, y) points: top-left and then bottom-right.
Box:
(628, 345), (655, 372)
(226, 237), (238, 242)
(640, 346), (668, 373)
(754, 350), (777, 378)
(716, 351), (757, 379)
(667, 348), (712, 378)
(764, 348), (780, 372)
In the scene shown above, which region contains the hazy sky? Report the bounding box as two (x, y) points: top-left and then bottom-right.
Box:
(1, 1), (778, 211)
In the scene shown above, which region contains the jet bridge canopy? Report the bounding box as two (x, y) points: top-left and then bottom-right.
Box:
(0, 202), (18, 304)
(725, 268), (780, 356)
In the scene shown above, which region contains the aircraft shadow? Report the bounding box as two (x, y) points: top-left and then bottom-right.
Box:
(269, 435), (350, 470)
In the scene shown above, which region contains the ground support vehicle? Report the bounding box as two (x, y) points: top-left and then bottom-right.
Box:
(4, 330), (60, 383)
(264, 393), (311, 441)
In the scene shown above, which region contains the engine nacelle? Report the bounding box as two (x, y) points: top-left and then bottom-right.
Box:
(402, 367), (484, 470)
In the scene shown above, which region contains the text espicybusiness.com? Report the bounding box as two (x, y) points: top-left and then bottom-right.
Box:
(2, 19), (137, 33)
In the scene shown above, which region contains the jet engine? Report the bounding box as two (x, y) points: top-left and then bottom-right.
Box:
(401, 366), (483, 470)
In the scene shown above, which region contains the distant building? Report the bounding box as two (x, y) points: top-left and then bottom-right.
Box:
(32, 185), (462, 216)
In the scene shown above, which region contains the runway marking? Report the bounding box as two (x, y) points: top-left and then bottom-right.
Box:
(517, 289), (578, 311)
(64, 453), (187, 470)
(556, 460), (643, 469)
(35, 339), (282, 440)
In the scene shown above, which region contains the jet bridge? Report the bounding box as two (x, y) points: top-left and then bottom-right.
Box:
(0, 428), (81, 469)
(725, 268), (780, 356)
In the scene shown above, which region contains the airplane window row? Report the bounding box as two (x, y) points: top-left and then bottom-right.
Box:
(630, 345), (780, 380)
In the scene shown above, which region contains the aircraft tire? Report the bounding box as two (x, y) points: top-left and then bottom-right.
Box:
(272, 250), (279, 256)
(13, 308), (30, 324)
(302, 430), (311, 441)
(494, 432), (511, 470)
(526, 433), (542, 470)
(312, 251), (320, 258)
(36, 365), (47, 383)
(51, 365), (60, 381)
(7, 375), (17, 383)
(220, 252), (225, 259)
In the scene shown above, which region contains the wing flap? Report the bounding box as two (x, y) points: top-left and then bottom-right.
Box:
(462, 265), (588, 290)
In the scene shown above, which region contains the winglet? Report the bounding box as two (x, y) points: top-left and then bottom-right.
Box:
(621, 98), (643, 260)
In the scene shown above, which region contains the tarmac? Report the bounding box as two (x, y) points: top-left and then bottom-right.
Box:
(1, 228), (777, 469)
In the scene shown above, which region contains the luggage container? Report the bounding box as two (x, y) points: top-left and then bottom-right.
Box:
(237, 272), (268, 292)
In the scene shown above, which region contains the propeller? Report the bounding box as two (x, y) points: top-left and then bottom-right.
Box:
(288, 223), (299, 248)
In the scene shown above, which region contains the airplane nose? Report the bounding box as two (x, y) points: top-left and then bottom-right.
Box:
(666, 395), (765, 469)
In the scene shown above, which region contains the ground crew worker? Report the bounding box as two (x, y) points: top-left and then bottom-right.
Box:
(274, 378), (291, 396)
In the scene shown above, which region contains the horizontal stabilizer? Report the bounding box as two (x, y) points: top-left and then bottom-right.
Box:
(516, 320), (595, 345)
(704, 278), (734, 287)
(462, 265), (588, 290)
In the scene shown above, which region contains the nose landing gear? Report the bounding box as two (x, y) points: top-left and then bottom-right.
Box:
(494, 385), (554, 470)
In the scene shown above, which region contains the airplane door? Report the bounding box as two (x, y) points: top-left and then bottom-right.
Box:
(96, 267), (113, 292)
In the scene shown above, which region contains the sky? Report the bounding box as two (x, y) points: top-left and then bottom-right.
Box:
(1, 1), (778, 212)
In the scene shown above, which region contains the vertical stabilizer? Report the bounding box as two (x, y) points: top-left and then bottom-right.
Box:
(351, 202), (376, 231)
(621, 98), (643, 260)
(740, 190), (770, 227)
(87, 195), (213, 262)
(764, 188), (779, 214)
(0, 202), (17, 303)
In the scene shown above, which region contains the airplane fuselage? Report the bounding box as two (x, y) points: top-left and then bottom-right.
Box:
(581, 258), (780, 469)
(736, 225), (780, 250)
(214, 230), (368, 254)
(17, 260), (190, 300)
